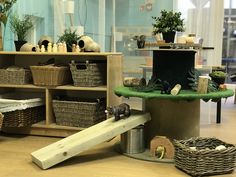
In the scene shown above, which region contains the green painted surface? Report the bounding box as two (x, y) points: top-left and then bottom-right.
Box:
(114, 86), (234, 101)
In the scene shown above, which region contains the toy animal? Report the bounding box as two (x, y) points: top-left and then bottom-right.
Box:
(161, 80), (171, 94)
(106, 103), (131, 121)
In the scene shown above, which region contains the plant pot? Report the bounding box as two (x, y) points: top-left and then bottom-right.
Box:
(162, 31), (176, 43)
(14, 41), (27, 51)
(137, 40), (145, 48)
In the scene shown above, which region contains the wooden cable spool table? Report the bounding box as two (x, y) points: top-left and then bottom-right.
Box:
(114, 87), (234, 144)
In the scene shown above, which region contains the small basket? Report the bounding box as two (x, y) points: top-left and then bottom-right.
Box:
(30, 65), (71, 86)
(0, 67), (32, 84)
(52, 98), (106, 128)
(174, 137), (236, 177)
(70, 60), (106, 87)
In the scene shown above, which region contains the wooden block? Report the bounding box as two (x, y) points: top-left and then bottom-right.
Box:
(197, 76), (209, 94)
(150, 136), (174, 159)
(171, 84), (181, 95)
(31, 110), (151, 169)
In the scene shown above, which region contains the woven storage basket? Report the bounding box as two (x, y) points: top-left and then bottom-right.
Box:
(0, 106), (45, 128)
(70, 60), (106, 87)
(0, 67), (32, 84)
(0, 93), (45, 128)
(174, 137), (236, 177)
(30, 65), (71, 86)
(52, 98), (106, 128)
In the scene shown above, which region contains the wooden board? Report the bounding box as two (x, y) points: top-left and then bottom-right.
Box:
(31, 110), (151, 169)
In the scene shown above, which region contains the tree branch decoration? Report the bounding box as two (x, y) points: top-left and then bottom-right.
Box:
(0, 0), (17, 26)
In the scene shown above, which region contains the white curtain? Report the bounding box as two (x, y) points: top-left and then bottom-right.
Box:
(175, 0), (224, 66)
(53, 0), (66, 42)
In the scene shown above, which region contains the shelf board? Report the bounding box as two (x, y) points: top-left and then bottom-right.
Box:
(55, 85), (107, 91)
(32, 122), (85, 131)
(225, 15), (236, 18)
(0, 51), (122, 56)
(0, 84), (45, 89)
(0, 84), (107, 91)
(2, 123), (82, 137)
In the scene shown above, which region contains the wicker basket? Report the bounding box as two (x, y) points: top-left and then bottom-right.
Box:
(0, 67), (32, 84)
(70, 60), (106, 87)
(174, 137), (236, 176)
(30, 65), (71, 86)
(52, 98), (106, 128)
(0, 106), (45, 128)
(0, 93), (45, 128)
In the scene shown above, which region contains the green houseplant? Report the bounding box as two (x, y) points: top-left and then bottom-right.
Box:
(58, 28), (79, 52)
(209, 71), (227, 85)
(9, 14), (33, 51)
(152, 10), (184, 43)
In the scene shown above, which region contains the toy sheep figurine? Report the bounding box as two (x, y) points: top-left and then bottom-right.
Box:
(105, 103), (131, 121)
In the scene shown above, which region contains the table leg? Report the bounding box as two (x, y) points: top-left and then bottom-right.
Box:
(216, 99), (221, 123)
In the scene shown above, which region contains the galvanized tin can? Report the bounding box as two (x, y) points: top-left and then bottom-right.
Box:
(120, 125), (145, 154)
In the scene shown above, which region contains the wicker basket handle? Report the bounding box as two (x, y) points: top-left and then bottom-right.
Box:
(70, 60), (89, 70)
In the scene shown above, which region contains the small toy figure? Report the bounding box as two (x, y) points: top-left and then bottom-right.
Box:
(58, 42), (63, 53)
(36, 45), (40, 52)
(161, 81), (171, 94)
(72, 44), (76, 52)
(47, 42), (52, 52)
(75, 45), (80, 52)
(40, 45), (45, 52)
(105, 103), (131, 121)
(52, 43), (58, 53)
(62, 42), (67, 53)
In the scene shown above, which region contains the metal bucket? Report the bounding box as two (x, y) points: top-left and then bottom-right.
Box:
(120, 125), (145, 154)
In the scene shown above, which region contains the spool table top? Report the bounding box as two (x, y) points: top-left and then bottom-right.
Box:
(114, 86), (234, 101)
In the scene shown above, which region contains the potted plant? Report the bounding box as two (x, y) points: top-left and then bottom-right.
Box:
(58, 28), (79, 52)
(209, 71), (227, 85)
(9, 14), (33, 51)
(152, 10), (184, 43)
(133, 35), (146, 49)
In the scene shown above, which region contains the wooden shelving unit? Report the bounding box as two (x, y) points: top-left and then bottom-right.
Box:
(0, 51), (123, 137)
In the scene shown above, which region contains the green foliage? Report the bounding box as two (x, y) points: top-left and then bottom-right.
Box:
(152, 10), (184, 34)
(188, 69), (218, 93)
(9, 14), (33, 41)
(0, 0), (17, 26)
(209, 71), (226, 78)
(58, 28), (79, 49)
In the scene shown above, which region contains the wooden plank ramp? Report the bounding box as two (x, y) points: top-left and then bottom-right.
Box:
(31, 110), (151, 169)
